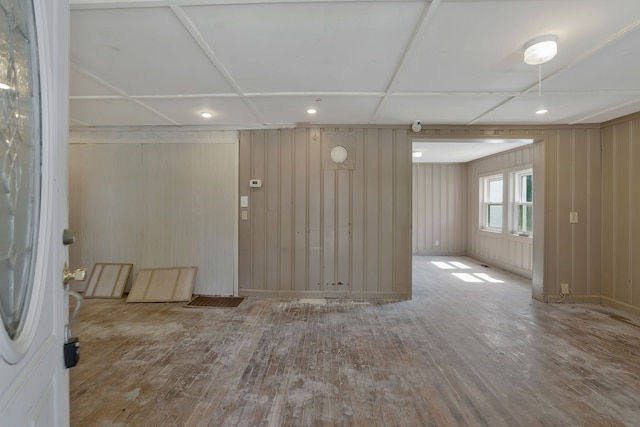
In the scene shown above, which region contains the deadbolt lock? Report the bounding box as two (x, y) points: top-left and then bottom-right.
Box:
(63, 268), (87, 285)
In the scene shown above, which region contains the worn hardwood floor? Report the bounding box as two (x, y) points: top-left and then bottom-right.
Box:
(70, 257), (640, 426)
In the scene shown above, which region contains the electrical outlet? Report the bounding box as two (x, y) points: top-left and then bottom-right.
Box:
(560, 283), (570, 295)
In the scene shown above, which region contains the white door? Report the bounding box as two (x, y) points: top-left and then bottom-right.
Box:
(0, 0), (70, 425)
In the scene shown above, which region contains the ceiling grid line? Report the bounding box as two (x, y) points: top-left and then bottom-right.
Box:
(69, 0), (640, 127)
(169, 5), (267, 124)
(70, 63), (181, 125)
(370, 0), (442, 124)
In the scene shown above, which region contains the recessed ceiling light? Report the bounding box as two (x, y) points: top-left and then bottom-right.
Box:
(307, 108), (317, 114)
(0, 83), (10, 90)
(412, 151), (423, 158)
(201, 112), (213, 118)
(536, 108), (548, 115)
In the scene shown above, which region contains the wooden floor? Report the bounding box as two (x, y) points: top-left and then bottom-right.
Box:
(70, 257), (640, 426)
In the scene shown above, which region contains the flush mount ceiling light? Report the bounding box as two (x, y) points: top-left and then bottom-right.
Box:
(307, 108), (317, 114)
(201, 112), (213, 118)
(330, 145), (348, 164)
(524, 35), (558, 65)
(536, 108), (549, 115)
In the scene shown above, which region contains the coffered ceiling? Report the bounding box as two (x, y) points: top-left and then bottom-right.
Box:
(69, 0), (640, 129)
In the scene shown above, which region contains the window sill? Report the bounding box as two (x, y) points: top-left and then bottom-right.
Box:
(479, 228), (503, 234)
(512, 233), (533, 239)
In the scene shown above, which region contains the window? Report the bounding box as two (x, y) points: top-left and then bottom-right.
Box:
(481, 174), (503, 231)
(479, 168), (533, 237)
(513, 169), (533, 235)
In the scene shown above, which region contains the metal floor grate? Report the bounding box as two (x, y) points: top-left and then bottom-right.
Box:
(185, 295), (245, 308)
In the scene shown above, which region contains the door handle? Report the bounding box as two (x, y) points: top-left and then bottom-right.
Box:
(63, 268), (87, 285)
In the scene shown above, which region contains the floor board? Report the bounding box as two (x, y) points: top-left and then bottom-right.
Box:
(70, 257), (640, 426)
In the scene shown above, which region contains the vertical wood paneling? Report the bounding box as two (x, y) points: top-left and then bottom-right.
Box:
(337, 169), (351, 289)
(601, 126), (615, 299)
(632, 119), (640, 309)
(293, 128), (308, 291)
(614, 124), (630, 303)
(69, 144), (140, 283)
(322, 169), (336, 289)
(532, 139), (545, 300)
(602, 114), (640, 312)
(308, 131), (322, 289)
(572, 129), (588, 296)
(411, 163), (466, 255)
(629, 119), (640, 307)
(587, 132), (602, 297)
(279, 129), (294, 292)
(69, 133), (238, 297)
(351, 130), (365, 293)
(250, 131), (267, 291)
(238, 131), (252, 291)
(394, 129), (412, 292)
(467, 146), (534, 278)
(556, 131), (573, 290)
(238, 127), (411, 298)
(364, 129), (380, 292)
(378, 129), (395, 291)
(265, 130), (280, 292)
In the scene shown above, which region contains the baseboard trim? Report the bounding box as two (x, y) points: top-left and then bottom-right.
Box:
(548, 295), (601, 304)
(238, 289), (409, 300)
(600, 297), (640, 317)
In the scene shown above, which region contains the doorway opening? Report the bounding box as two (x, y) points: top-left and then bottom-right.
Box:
(411, 137), (541, 295)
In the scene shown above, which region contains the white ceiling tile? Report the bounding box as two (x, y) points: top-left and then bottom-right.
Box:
(70, 99), (174, 126)
(377, 95), (512, 125)
(70, 66), (120, 97)
(68, 0), (640, 127)
(248, 95), (382, 124)
(395, 0), (640, 93)
(182, 2), (424, 93)
(70, 7), (235, 96)
(474, 93), (640, 125)
(544, 25), (640, 92)
(139, 97), (260, 126)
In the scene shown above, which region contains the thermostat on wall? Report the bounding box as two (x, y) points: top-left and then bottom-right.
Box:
(249, 179), (262, 188)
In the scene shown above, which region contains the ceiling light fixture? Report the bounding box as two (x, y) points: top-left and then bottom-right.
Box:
(524, 35), (558, 65)
(536, 108), (548, 115)
(412, 151), (423, 158)
(307, 108), (317, 114)
(201, 112), (212, 118)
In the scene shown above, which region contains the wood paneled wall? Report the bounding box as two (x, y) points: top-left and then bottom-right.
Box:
(411, 125), (601, 303)
(69, 130), (238, 296)
(467, 147), (534, 278)
(601, 112), (640, 315)
(67, 122), (612, 308)
(412, 163), (466, 255)
(238, 128), (412, 299)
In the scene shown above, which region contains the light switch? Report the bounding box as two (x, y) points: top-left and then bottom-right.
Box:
(240, 196), (248, 208)
(241, 210), (248, 221)
(569, 212), (578, 224)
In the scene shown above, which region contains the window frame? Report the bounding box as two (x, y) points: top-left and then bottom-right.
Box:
(511, 168), (533, 237)
(480, 173), (505, 233)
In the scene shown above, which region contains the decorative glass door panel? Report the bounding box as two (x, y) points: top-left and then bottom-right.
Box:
(0, 0), (41, 343)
